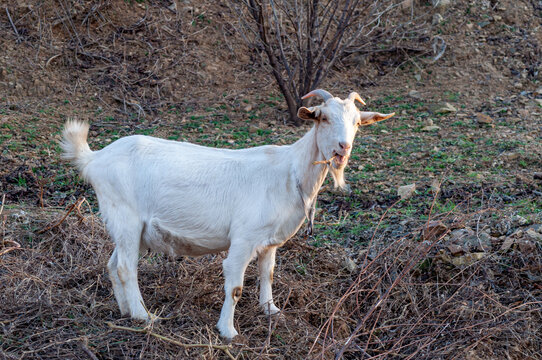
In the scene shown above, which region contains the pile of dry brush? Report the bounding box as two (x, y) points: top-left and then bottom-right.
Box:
(1, 195), (540, 359)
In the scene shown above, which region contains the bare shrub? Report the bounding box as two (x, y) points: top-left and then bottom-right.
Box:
(228, 0), (401, 125)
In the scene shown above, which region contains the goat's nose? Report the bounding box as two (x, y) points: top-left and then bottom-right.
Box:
(339, 142), (351, 151)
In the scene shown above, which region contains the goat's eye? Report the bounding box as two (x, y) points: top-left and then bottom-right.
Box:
(320, 115), (328, 122)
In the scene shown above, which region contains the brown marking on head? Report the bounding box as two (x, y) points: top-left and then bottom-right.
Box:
(232, 286), (243, 302)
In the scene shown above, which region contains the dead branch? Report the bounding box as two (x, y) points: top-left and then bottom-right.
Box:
(38, 197), (86, 234)
(106, 322), (236, 360)
(5, 7), (21, 41)
(313, 155), (336, 166)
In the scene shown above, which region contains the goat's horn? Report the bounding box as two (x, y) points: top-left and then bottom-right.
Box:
(348, 92), (366, 106)
(301, 89), (333, 101)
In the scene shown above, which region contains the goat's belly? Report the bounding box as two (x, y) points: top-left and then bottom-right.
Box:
(142, 221), (230, 257)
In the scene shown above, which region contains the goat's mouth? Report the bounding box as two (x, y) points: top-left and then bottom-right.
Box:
(332, 151), (348, 168)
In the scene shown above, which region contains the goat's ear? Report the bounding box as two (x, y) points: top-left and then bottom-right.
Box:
(358, 111), (395, 126)
(297, 107), (320, 121)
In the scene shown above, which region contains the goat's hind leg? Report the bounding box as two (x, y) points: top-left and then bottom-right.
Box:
(110, 219), (149, 321)
(107, 248), (129, 315)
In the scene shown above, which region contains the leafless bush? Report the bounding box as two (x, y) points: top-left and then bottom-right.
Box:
(228, 0), (401, 125)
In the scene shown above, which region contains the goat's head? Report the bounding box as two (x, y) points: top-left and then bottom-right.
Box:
(297, 89), (394, 189)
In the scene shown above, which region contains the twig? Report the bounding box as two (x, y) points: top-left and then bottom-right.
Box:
(38, 197), (85, 234)
(5, 7), (21, 41)
(45, 54), (63, 68)
(313, 155), (336, 165)
(259, 288), (292, 356)
(106, 322), (236, 360)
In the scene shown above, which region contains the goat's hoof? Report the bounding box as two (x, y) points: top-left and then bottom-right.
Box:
(262, 303), (280, 316)
(217, 324), (238, 340)
(131, 311), (151, 322)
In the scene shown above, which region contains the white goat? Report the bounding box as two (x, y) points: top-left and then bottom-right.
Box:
(61, 89), (394, 339)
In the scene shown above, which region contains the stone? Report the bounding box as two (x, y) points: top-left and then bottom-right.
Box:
(450, 228), (475, 243)
(451, 252), (485, 267)
(401, 0), (413, 11)
(431, 0), (451, 8)
(430, 178), (441, 194)
(500, 237), (515, 252)
(476, 113), (493, 124)
(421, 125), (441, 132)
(511, 215), (528, 227)
(500, 152), (520, 161)
(447, 244), (464, 256)
(518, 239), (536, 253)
(342, 256), (357, 272)
(525, 228), (542, 242)
(397, 183), (416, 200)
(436, 102), (457, 114)
(423, 221), (448, 242)
(408, 90), (421, 99)
(491, 219), (511, 237)
(423, 118), (434, 126)
(466, 232), (493, 252)
(432, 13), (444, 25)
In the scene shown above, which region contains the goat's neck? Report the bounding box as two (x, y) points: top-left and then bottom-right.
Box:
(289, 126), (328, 205)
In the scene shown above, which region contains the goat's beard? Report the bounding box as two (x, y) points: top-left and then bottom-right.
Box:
(329, 162), (347, 189)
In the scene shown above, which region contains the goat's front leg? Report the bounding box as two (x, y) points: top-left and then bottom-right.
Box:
(217, 242), (254, 340)
(258, 246), (280, 315)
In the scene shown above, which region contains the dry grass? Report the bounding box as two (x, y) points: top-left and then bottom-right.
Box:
(1, 197), (540, 359)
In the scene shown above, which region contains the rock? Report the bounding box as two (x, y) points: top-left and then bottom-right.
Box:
(342, 256), (357, 272)
(421, 125), (441, 132)
(432, 13), (444, 25)
(500, 152), (520, 161)
(400, 0), (413, 11)
(449, 228), (474, 243)
(414, 73), (422, 82)
(431, 0), (451, 8)
(423, 118), (434, 126)
(430, 178), (440, 194)
(423, 221), (448, 241)
(436, 102), (457, 114)
(408, 90), (421, 99)
(248, 125), (259, 134)
(476, 113), (493, 125)
(397, 183), (416, 200)
(534, 172), (542, 180)
(243, 104), (253, 112)
(451, 252), (485, 267)
(10, 210), (29, 225)
(518, 239), (536, 253)
(535, 99), (542, 106)
(525, 228), (542, 242)
(447, 244), (465, 256)
(511, 215), (528, 227)
(500, 237), (515, 252)
(467, 232), (493, 252)
(491, 219), (511, 237)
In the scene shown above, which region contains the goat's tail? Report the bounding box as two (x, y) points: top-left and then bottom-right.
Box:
(61, 120), (93, 176)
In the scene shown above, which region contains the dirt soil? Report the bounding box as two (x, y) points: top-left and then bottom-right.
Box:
(1, 0), (541, 359)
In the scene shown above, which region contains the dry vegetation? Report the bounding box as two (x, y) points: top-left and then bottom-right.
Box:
(1, 0), (541, 359)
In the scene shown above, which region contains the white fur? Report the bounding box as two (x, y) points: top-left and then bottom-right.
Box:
(61, 92), (388, 339)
